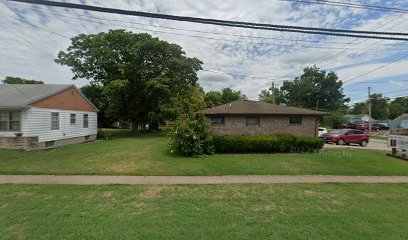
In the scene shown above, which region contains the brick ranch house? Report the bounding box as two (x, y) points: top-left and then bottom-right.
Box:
(202, 100), (328, 137)
(0, 84), (98, 150)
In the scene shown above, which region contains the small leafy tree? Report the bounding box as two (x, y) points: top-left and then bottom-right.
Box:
(322, 111), (347, 129)
(167, 113), (214, 157)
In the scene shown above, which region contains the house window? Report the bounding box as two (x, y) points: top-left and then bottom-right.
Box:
(246, 117), (260, 126)
(83, 114), (89, 128)
(70, 114), (76, 125)
(0, 111), (21, 131)
(289, 117), (302, 126)
(51, 112), (59, 130)
(211, 117), (224, 126)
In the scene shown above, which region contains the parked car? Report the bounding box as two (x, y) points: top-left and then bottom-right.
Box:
(356, 124), (379, 132)
(318, 127), (327, 136)
(373, 123), (389, 130)
(320, 129), (369, 147)
(339, 123), (357, 129)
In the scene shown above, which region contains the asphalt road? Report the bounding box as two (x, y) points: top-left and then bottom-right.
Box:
(324, 139), (389, 151)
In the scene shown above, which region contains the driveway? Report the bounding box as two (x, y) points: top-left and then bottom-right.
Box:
(324, 139), (389, 151)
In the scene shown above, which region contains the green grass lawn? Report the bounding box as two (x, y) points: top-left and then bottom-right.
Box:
(0, 129), (407, 176)
(0, 183), (407, 239)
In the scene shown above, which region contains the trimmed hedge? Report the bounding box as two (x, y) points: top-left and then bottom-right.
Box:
(213, 135), (324, 153)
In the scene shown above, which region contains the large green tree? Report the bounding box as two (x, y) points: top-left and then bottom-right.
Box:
(161, 83), (206, 120)
(389, 97), (408, 119)
(56, 30), (202, 133)
(204, 87), (247, 108)
(258, 87), (283, 104)
(369, 93), (389, 120)
(2, 76), (43, 84)
(279, 66), (349, 111)
(350, 102), (368, 115)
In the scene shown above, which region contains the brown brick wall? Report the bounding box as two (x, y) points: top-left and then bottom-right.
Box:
(209, 116), (319, 137)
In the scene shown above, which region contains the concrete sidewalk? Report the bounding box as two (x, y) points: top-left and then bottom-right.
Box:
(0, 175), (407, 185)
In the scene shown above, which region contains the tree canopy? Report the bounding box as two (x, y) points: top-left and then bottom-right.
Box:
(56, 30), (202, 132)
(278, 66), (349, 111)
(258, 87), (283, 105)
(204, 88), (247, 108)
(2, 76), (44, 84)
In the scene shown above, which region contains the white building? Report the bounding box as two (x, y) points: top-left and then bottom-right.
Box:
(0, 84), (98, 150)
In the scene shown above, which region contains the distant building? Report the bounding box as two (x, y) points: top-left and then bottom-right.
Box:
(0, 84), (98, 150)
(201, 100), (328, 137)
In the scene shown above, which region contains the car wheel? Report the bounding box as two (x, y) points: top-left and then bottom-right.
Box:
(360, 140), (368, 147)
(336, 139), (345, 145)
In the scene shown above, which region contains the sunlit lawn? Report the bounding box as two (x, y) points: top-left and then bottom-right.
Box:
(0, 183), (407, 240)
(0, 129), (406, 176)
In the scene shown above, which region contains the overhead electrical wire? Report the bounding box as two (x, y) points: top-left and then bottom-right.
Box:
(8, 0), (408, 41)
(343, 53), (408, 84)
(281, 0), (408, 13)
(10, 4), (408, 52)
(11, 2), (406, 48)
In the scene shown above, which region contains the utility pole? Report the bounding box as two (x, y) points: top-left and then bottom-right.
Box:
(272, 81), (275, 105)
(368, 87), (372, 137)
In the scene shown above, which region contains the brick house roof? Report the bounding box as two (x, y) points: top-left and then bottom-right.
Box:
(202, 100), (328, 116)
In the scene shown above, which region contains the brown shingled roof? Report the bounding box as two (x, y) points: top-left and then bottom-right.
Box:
(202, 100), (328, 116)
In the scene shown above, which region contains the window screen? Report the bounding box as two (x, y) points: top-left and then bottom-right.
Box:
(211, 117), (224, 126)
(246, 117), (260, 126)
(51, 112), (59, 130)
(70, 114), (76, 125)
(289, 117), (302, 126)
(83, 114), (89, 128)
(0, 111), (21, 131)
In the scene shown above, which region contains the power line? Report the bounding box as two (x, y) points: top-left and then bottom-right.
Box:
(13, 5), (408, 52)
(13, 3), (406, 48)
(343, 53), (408, 84)
(8, 0), (408, 41)
(200, 69), (289, 81)
(281, 0), (408, 13)
(352, 87), (408, 101)
(0, 21), (55, 58)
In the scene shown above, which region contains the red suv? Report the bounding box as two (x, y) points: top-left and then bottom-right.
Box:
(320, 129), (369, 147)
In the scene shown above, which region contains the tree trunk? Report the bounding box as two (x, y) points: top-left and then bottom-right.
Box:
(131, 121), (139, 135)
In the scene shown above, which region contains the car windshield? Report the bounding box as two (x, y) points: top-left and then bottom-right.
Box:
(330, 129), (348, 134)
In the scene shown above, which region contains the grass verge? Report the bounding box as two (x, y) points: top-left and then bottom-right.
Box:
(0, 183), (407, 240)
(0, 129), (406, 176)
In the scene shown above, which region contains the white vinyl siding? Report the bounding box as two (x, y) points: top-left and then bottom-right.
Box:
(20, 107), (97, 142)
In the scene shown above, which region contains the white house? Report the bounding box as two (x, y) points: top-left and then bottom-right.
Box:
(0, 84), (98, 150)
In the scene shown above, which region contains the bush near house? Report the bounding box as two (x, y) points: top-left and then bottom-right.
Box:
(167, 113), (214, 157)
(213, 135), (324, 153)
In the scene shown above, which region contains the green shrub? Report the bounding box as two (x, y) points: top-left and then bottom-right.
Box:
(167, 113), (214, 157)
(213, 135), (323, 153)
(97, 129), (112, 140)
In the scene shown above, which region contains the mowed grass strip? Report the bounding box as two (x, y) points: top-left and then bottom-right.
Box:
(0, 129), (407, 176)
(0, 184), (407, 240)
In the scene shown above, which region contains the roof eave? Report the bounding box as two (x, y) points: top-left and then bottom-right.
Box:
(204, 112), (329, 116)
(0, 106), (30, 110)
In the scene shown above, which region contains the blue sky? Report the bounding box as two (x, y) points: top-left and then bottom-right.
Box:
(1, 0), (408, 105)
